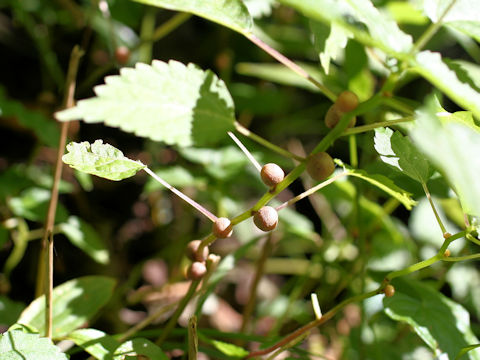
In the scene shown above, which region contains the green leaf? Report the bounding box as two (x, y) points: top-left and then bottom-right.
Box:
(114, 338), (168, 360)
(68, 328), (119, 360)
(279, 0), (412, 55)
(413, 51), (480, 119)
(211, 339), (249, 358)
(311, 21), (352, 75)
(457, 344), (480, 360)
(383, 278), (480, 360)
(385, 1), (428, 25)
(132, 0), (252, 34)
(0, 331), (68, 360)
(8, 188), (69, 223)
(179, 146), (249, 180)
(235, 62), (340, 93)
(17, 276), (116, 338)
(0, 296), (25, 327)
(62, 140), (145, 181)
(374, 127), (432, 184)
(0, 87), (60, 147)
(336, 159), (417, 209)
(59, 216), (109, 264)
(411, 98), (480, 217)
(243, 0), (275, 19)
(56, 61), (235, 147)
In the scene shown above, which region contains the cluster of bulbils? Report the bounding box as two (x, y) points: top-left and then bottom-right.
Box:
(185, 92), (372, 285)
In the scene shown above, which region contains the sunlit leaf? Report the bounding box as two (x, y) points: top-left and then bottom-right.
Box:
(17, 276), (116, 338)
(374, 127), (432, 184)
(411, 98), (480, 217)
(243, 0), (275, 18)
(336, 159), (417, 209)
(115, 338), (168, 360)
(210, 339), (249, 358)
(68, 328), (119, 360)
(132, 0), (252, 34)
(60, 216), (109, 264)
(384, 278), (480, 359)
(56, 61), (236, 147)
(413, 51), (480, 119)
(0, 331), (68, 360)
(62, 140), (145, 181)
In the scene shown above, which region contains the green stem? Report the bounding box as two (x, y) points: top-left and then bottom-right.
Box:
(410, 0), (458, 54)
(341, 117), (414, 136)
(156, 279), (200, 346)
(234, 121), (305, 162)
(144, 167), (217, 222)
(138, 9), (157, 63)
(349, 135), (358, 168)
(275, 172), (348, 211)
(422, 182), (447, 234)
(442, 253), (480, 262)
(245, 288), (381, 359)
(188, 315), (198, 360)
(245, 33), (337, 101)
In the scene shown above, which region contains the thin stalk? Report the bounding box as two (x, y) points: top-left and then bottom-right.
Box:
(118, 301), (179, 343)
(349, 135), (358, 168)
(245, 33), (337, 102)
(245, 288), (381, 359)
(138, 9), (157, 63)
(341, 117), (414, 136)
(382, 97), (415, 115)
(410, 0), (458, 54)
(143, 167), (217, 222)
(188, 315), (198, 360)
(234, 121), (305, 162)
(228, 131), (262, 171)
(132, 12), (191, 52)
(36, 46), (83, 338)
(156, 279), (200, 346)
(276, 172), (348, 211)
(241, 234), (274, 333)
(422, 182), (447, 234)
(442, 253), (480, 262)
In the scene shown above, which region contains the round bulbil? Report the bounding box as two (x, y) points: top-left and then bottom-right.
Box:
(306, 152), (335, 182)
(213, 217), (233, 238)
(260, 163), (285, 187)
(186, 240), (209, 262)
(253, 206), (279, 232)
(187, 261), (207, 280)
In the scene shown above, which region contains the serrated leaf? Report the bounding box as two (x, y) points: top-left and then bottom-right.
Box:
(311, 21), (352, 75)
(60, 216), (109, 264)
(62, 140), (145, 181)
(0, 331), (68, 360)
(280, 0), (412, 55)
(17, 276), (116, 338)
(68, 328), (119, 360)
(211, 339), (249, 358)
(411, 98), (480, 217)
(114, 338), (168, 360)
(384, 278), (480, 360)
(132, 0), (252, 34)
(374, 127), (432, 184)
(56, 61), (235, 147)
(413, 51), (480, 119)
(336, 160), (417, 209)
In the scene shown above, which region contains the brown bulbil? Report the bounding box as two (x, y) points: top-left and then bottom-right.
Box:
(253, 206), (278, 232)
(186, 240), (209, 262)
(384, 284), (395, 297)
(324, 104), (356, 129)
(187, 261), (207, 280)
(213, 217), (233, 238)
(115, 46), (130, 65)
(260, 163), (284, 187)
(306, 152), (335, 182)
(336, 90), (359, 113)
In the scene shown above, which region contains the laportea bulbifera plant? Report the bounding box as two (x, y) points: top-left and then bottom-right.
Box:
(1, 0), (480, 359)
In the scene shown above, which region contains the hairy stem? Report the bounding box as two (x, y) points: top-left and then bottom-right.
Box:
(234, 121), (305, 162)
(245, 33), (337, 101)
(144, 167), (217, 222)
(228, 131), (262, 171)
